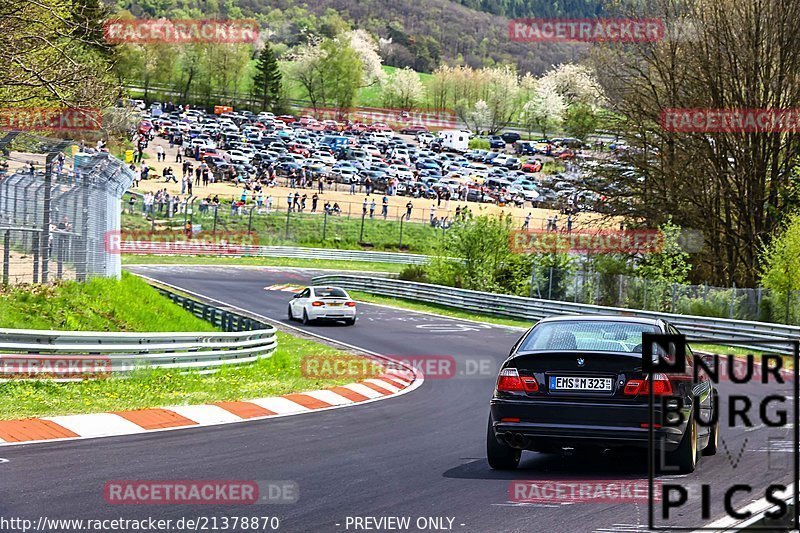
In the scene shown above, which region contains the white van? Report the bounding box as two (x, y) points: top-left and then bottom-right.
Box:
(437, 130), (469, 153)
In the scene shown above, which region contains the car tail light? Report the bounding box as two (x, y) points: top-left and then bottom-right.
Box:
(624, 373), (673, 396)
(345, 301), (356, 307)
(496, 368), (538, 393)
(311, 301), (325, 307)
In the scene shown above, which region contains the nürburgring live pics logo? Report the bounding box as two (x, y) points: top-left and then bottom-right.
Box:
(643, 333), (799, 530)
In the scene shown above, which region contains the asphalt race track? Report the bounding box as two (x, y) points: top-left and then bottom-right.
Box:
(2, 265), (795, 533)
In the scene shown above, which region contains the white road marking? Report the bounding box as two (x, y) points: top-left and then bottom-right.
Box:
(415, 323), (493, 333)
(43, 414), (147, 438)
(0, 458), (9, 464)
(343, 383), (384, 399)
(303, 390), (354, 406)
(249, 397), (311, 414)
(364, 378), (401, 393)
(167, 405), (243, 425)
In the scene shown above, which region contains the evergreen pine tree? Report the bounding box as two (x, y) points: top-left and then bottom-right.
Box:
(252, 43), (283, 112)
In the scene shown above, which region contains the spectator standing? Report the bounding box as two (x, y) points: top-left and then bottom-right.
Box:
(405, 201), (413, 221)
(369, 199), (376, 219)
(156, 145), (165, 162)
(381, 195), (389, 219)
(311, 193), (319, 212)
(523, 213), (531, 231)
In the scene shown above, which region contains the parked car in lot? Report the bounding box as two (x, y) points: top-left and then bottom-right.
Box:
(501, 132), (521, 144)
(287, 286), (357, 325)
(400, 125), (429, 135)
(489, 136), (506, 149)
(487, 316), (717, 472)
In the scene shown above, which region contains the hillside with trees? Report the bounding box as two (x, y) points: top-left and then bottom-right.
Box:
(114, 0), (591, 75)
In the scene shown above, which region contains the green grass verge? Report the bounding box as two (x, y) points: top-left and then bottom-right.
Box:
(0, 332), (375, 419)
(122, 254), (407, 273)
(0, 272), (217, 332)
(349, 290), (534, 329)
(122, 203), (446, 254)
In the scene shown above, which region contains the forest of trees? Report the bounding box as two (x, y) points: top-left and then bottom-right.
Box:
(455, 0), (605, 19)
(113, 0), (588, 75)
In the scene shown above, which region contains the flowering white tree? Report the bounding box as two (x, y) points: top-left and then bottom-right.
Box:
(539, 63), (604, 108)
(344, 29), (385, 87)
(521, 80), (566, 137)
(465, 100), (492, 134)
(480, 65), (521, 133)
(382, 67), (425, 109)
(286, 37), (327, 111)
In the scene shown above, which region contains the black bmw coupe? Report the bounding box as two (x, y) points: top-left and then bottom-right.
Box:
(487, 316), (718, 472)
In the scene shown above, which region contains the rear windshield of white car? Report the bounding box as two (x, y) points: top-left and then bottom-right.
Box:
(315, 288), (348, 298)
(519, 321), (660, 353)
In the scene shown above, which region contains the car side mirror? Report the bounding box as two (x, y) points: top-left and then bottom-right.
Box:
(293, 293), (302, 299)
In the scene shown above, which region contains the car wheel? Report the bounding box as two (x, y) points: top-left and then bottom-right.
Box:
(287, 305), (294, 321)
(344, 318), (356, 326)
(486, 417), (521, 470)
(703, 419), (719, 456)
(703, 399), (719, 456)
(666, 411), (698, 473)
(302, 310), (311, 325)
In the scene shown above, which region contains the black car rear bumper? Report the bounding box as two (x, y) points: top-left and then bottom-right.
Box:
(490, 398), (687, 451)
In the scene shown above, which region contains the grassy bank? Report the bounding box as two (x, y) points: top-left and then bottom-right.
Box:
(0, 272), (217, 331)
(0, 332), (375, 419)
(122, 254), (407, 273)
(0, 273), (379, 419)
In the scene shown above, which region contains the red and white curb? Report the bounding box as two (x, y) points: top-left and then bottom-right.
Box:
(0, 370), (417, 447)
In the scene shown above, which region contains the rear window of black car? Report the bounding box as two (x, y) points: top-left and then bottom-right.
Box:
(519, 321), (660, 353)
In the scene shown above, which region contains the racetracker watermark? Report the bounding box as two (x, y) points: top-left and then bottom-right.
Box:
(660, 108), (800, 133)
(104, 230), (258, 256)
(510, 228), (705, 255)
(510, 480), (660, 504)
(0, 107), (102, 132)
(103, 19), (260, 44)
(104, 480), (298, 505)
(303, 107), (457, 131)
(510, 229), (663, 255)
(0, 355), (111, 379)
(301, 354), (493, 380)
(509, 18), (665, 43)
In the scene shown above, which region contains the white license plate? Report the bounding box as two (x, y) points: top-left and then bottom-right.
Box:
(549, 376), (613, 391)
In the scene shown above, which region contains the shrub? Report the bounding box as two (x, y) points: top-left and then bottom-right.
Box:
(398, 265), (428, 283)
(468, 138), (490, 150)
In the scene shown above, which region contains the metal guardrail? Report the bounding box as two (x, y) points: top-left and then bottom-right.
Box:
(311, 275), (800, 354)
(122, 242), (432, 265)
(0, 286), (277, 377)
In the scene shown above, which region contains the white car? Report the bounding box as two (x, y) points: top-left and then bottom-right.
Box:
(388, 164), (414, 180)
(288, 286), (357, 325)
(227, 150), (250, 164)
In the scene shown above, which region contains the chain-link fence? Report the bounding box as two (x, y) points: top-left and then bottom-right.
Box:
(121, 190), (460, 254)
(0, 133), (134, 284)
(534, 266), (800, 325)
